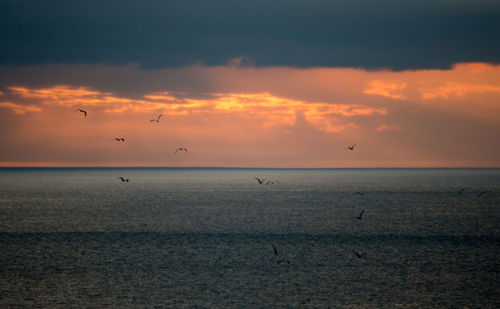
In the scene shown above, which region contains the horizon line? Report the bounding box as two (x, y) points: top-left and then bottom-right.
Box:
(1, 165), (499, 170)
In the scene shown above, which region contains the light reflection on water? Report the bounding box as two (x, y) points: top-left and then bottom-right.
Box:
(0, 168), (499, 307)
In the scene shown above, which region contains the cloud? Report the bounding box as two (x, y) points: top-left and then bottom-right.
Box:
(1, 0), (499, 70)
(1, 62), (500, 167)
(0, 102), (42, 114)
(364, 80), (407, 99)
(419, 82), (500, 100)
(3, 86), (386, 133)
(376, 124), (401, 132)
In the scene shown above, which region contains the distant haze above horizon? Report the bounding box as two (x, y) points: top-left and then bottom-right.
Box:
(1, 1), (499, 168)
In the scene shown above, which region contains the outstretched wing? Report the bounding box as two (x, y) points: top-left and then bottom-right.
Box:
(359, 209), (365, 218)
(272, 244), (278, 256)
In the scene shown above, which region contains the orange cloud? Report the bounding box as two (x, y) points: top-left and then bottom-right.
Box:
(419, 82), (500, 100)
(1, 62), (500, 168)
(5, 86), (386, 133)
(363, 80), (407, 99)
(0, 102), (43, 114)
(376, 124), (401, 132)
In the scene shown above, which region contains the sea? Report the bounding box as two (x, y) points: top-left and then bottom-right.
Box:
(0, 168), (498, 308)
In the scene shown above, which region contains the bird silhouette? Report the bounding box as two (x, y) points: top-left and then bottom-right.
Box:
(272, 244), (278, 256)
(150, 113), (163, 123)
(457, 188), (466, 195)
(174, 147), (188, 153)
(118, 177), (129, 182)
(353, 191), (365, 196)
(478, 191), (487, 197)
(114, 138), (126, 142)
(352, 250), (363, 259)
(254, 177), (266, 184)
(277, 259), (291, 265)
(347, 144), (357, 151)
(76, 109), (87, 117)
(354, 209), (365, 220)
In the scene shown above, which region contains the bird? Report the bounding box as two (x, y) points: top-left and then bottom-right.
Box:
(272, 244), (279, 256)
(114, 138), (126, 142)
(353, 191), (365, 196)
(150, 113), (163, 123)
(354, 209), (365, 220)
(254, 177), (266, 184)
(265, 181), (274, 185)
(277, 259), (291, 265)
(118, 177), (129, 182)
(76, 109), (87, 117)
(478, 191), (487, 197)
(347, 144), (357, 151)
(352, 250), (363, 259)
(457, 188), (466, 195)
(174, 147), (188, 153)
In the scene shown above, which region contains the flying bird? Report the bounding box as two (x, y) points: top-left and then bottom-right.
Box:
(353, 191), (365, 196)
(114, 138), (126, 142)
(457, 188), (466, 195)
(150, 113), (163, 123)
(354, 209), (365, 220)
(272, 244), (279, 256)
(478, 191), (487, 197)
(352, 250), (363, 259)
(347, 144), (357, 151)
(174, 147), (188, 153)
(254, 177), (266, 184)
(277, 259), (291, 265)
(118, 177), (129, 182)
(76, 109), (87, 117)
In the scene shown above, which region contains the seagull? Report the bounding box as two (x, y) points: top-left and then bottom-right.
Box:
(150, 113), (163, 123)
(353, 191), (365, 196)
(457, 188), (466, 195)
(254, 177), (266, 184)
(347, 144), (357, 151)
(114, 138), (126, 142)
(478, 191), (487, 197)
(354, 209), (365, 220)
(277, 259), (291, 265)
(352, 250), (363, 259)
(272, 244), (279, 256)
(76, 109), (87, 117)
(174, 147), (188, 153)
(118, 177), (129, 182)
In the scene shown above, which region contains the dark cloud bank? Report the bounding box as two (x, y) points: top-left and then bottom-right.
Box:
(1, 0), (500, 70)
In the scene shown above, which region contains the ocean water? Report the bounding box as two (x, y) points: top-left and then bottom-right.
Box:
(0, 168), (498, 308)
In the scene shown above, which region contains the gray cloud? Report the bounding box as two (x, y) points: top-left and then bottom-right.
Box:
(1, 0), (500, 70)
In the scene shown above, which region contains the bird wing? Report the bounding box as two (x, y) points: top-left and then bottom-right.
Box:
(272, 244), (278, 256)
(359, 209), (365, 218)
(158, 113), (163, 120)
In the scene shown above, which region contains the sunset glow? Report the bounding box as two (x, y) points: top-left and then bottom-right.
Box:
(1, 62), (499, 167)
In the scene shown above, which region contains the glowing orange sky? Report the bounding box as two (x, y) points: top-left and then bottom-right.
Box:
(0, 62), (499, 167)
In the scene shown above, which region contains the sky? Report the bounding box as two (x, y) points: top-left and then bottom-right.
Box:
(1, 0), (499, 167)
